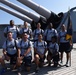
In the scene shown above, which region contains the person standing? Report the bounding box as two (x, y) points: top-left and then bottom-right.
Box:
(33, 23), (44, 42)
(19, 22), (32, 40)
(4, 20), (20, 40)
(44, 23), (58, 46)
(58, 24), (72, 67)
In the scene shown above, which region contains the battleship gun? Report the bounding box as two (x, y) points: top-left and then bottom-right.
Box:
(17, 0), (63, 29)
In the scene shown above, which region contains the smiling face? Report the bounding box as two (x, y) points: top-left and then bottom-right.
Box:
(48, 23), (53, 29)
(22, 33), (28, 41)
(61, 24), (66, 31)
(37, 23), (41, 29)
(38, 34), (43, 41)
(7, 32), (13, 40)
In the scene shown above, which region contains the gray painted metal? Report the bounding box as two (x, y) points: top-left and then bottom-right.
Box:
(57, 13), (68, 31)
(0, 5), (32, 24)
(0, 0), (41, 22)
(17, 0), (51, 19)
(0, 25), (6, 48)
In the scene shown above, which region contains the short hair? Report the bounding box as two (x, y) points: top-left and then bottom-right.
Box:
(22, 32), (27, 36)
(24, 21), (27, 24)
(37, 23), (41, 26)
(7, 31), (12, 34)
(10, 20), (14, 23)
(48, 23), (53, 28)
(52, 36), (57, 41)
(38, 33), (43, 37)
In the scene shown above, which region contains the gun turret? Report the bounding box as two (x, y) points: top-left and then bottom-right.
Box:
(0, 0), (47, 30)
(17, 0), (63, 29)
(0, 0), (40, 22)
(0, 5), (39, 30)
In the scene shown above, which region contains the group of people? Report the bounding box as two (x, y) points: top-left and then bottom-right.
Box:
(0, 20), (72, 75)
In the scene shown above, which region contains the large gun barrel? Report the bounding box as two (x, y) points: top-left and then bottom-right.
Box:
(17, 0), (51, 19)
(0, 5), (32, 24)
(17, 0), (63, 28)
(0, 0), (47, 30)
(0, 0), (41, 22)
(0, 5), (38, 31)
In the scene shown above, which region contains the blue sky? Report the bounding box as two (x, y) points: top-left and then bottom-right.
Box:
(0, 0), (76, 24)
